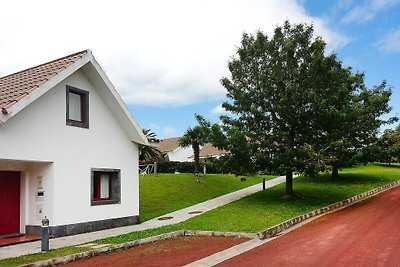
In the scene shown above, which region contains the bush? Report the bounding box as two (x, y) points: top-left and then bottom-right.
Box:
(157, 161), (198, 173)
(156, 161), (221, 174)
(205, 156), (232, 174)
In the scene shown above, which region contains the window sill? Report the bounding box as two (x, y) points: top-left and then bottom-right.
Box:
(91, 199), (121, 206)
(66, 120), (89, 129)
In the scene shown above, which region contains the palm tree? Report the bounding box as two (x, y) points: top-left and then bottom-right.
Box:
(139, 129), (164, 163)
(179, 115), (211, 174)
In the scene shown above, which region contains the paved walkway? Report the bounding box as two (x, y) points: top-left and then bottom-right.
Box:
(0, 175), (286, 260)
(184, 238), (269, 267)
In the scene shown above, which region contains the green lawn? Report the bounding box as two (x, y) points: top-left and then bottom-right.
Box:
(99, 163), (400, 243)
(2, 164), (399, 266)
(177, 163), (400, 232)
(139, 173), (269, 221)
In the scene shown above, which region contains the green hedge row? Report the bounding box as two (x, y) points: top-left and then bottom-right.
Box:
(156, 161), (220, 174)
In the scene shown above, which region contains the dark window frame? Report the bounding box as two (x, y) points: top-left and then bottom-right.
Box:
(90, 168), (121, 206)
(66, 85), (89, 128)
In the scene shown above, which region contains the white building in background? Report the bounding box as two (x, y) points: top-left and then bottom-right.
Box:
(159, 137), (225, 163)
(158, 137), (194, 162)
(0, 50), (149, 237)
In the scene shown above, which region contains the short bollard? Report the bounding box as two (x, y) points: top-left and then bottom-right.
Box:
(41, 216), (50, 252)
(263, 178), (266, 190)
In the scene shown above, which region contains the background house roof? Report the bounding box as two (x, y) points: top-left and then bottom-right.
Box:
(159, 137), (225, 158)
(158, 137), (181, 152)
(0, 50), (88, 112)
(199, 144), (225, 158)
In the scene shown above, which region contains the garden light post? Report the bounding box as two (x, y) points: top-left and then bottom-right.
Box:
(41, 216), (50, 252)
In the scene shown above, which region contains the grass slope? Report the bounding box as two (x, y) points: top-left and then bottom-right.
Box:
(140, 173), (268, 221)
(100, 163), (400, 243)
(179, 164), (400, 232)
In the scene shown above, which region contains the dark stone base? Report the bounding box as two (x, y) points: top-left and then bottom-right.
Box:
(26, 215), (140, 238)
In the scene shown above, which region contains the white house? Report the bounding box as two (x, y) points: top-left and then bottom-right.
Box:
(0, 50), (149, 237)
(158, 137), (225, 163)
(158, 137), (194, 162)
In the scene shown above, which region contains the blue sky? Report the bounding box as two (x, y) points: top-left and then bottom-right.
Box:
(1, 0), (399, 139)
(135, 0), (400, 138)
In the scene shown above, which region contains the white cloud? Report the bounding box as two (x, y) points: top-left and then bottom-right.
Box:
(337, 0), (355, 9)
(211, 104), (228, 115)
(377, 28), (400, 53)
(148, 123), (177, 138)
(340, 0), (400, 24)
(161, 127), (177, 137)
(0, 0), (348, 107)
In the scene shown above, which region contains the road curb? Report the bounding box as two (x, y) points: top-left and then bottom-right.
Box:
(256, 179), (400, 239)
(21, 230), (253, 267)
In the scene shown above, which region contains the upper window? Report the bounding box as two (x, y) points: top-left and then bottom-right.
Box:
(91, 168), (121, 206)
(66, 86), (89, 128)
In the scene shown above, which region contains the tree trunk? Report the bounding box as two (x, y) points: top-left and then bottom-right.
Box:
(283, 169), (295, 199)
(332, 162), (339, 179)
(284, 131), (296, 199)
(193, 142), (200, 174)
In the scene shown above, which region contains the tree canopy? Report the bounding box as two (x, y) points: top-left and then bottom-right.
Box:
(219, 20), (395, 198)
(376, 126), (400, 164)
(139, 129), (164, 163)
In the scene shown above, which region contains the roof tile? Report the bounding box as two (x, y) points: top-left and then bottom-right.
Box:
(158, 137), (181, 152)
(0, 50), (88, 110)
(199, 144), (225, 158)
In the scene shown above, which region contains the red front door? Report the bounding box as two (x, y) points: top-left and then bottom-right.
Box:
(0, 171), (21, 236)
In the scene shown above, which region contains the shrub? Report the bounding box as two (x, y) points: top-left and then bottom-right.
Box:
(156, 161), (220, 174)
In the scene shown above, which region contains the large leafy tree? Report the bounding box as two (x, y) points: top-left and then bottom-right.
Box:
(179, 114), (211, 174)
(220, 20), (395, 197)
(377, 126), (400, 164)
(310, 70), (395, 178)
(221, 21), (333, 198)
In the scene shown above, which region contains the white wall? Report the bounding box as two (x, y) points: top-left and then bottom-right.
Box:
(0, 70), (139, 226)
(168, 147), (195, 162)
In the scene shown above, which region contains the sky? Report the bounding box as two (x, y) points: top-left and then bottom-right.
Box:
(1, 0), (399, 139)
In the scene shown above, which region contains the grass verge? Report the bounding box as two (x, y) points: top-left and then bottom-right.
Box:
(0, 247), (90, 267)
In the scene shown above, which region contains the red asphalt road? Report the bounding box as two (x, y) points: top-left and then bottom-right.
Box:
(219, 186), (400, 267)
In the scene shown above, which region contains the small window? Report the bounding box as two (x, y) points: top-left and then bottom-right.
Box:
(66, 86), (89, 128)
(94, 173), (111, 200)
(91, 169), (121, 206)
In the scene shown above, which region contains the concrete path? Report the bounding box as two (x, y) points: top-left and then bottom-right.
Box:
(0, 175), (286, 260)
(184, 238), (270, 267)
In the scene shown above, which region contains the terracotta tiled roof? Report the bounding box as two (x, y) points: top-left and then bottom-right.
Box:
(199, 144), (225, 158)
(0, 50), (88, 111)
(158, 137), (181, 152)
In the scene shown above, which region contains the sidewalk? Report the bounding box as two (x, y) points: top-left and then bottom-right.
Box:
(0, 175), (286, 260)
